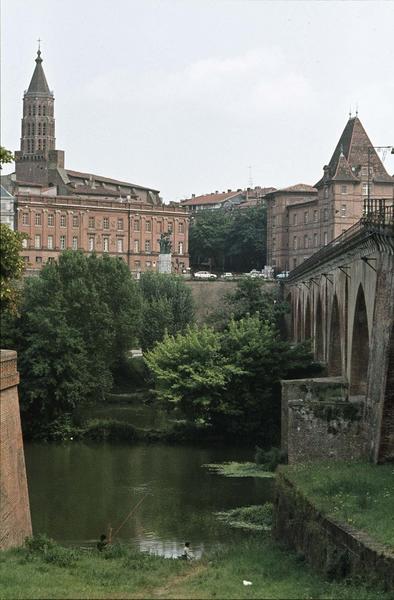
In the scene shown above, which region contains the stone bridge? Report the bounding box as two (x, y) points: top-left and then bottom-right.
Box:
(282, 208), (394, 464)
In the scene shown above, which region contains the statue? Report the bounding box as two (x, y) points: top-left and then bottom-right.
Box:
(158, 231), (172, 254)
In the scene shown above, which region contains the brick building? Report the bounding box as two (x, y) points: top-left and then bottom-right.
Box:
(180, 186), (275, 212)
(266, 116), (394, 272)
(3, 49), (189, 274)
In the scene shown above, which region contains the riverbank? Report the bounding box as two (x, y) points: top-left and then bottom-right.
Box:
(1, 535), (390, 599)
(274, 462), (394, 591)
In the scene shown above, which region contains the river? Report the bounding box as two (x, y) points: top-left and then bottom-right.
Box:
(24, 441), (273, 559)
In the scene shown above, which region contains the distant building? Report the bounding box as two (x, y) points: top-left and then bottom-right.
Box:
(0, 185), (15, 229)
(180, 186), (275, 212)
(266, 116), (394, 272)
(3, 48), (189, 274)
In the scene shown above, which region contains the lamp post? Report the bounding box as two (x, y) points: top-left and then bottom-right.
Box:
(366, 145), (394, 216)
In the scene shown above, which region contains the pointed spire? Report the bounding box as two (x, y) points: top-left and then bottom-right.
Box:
(26, 45), (51, 96)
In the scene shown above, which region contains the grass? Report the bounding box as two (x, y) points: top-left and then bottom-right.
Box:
(203, 461), (275, 478)
(214, 503), (273, 531)
(281, 461), (394, 549)
(0, 535), (391, 599)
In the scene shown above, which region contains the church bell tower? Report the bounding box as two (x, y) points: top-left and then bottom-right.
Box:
(15, 45), (64, 186)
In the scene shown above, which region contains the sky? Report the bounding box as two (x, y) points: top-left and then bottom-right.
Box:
(1, 0), (394, 202)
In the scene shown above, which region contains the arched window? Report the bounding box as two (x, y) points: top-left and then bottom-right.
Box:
(33, 105), (36, 116)
(38, 123), (42, 135)
(42, 105), (46, 116)
(38, 105), (41, 115)
(42, 123), (46, 135)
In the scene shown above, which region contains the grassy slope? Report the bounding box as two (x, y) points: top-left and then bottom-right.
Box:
(281, 462), (394, 549)
(0, 537), (391, 600)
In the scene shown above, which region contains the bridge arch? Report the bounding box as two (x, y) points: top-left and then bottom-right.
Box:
(350, 284), (369, 395)
(328, 294), (342, 376)
(315, 295), (324, 361)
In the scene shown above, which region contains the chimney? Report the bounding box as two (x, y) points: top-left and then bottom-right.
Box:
(227, 189), (231, 192)
(215, 190), (219, 194)
(192, 193), (195, 198)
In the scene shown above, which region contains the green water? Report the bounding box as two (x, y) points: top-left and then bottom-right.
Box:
(24, 441), (273, 558)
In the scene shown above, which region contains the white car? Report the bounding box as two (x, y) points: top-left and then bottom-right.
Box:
(221, 272), (233, 279)
(276, 271), (289, 279)
(246, 269), (264, 278)
(194, 271), (217, 280)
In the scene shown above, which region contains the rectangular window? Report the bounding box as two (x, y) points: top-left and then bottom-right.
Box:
(168, 223), (173, 233)
(133, 220), (140, 231)
(134, 260), (141, 270)
(23, 256), (29, 264)
(88, 216), (95, 228)
(60, 214), (66, 227)
(362, 182), (369, 196)
(103, 217), (109, 230)
(35, 256), (42, 264)
(144, 240), (151, 253)
(146, 260), (152, 268)
(157, 221), (162, 233)
(134, 240), (139, 253)
(293, 236), (298, 250)
(324, 231), (328, 246)
(178, 222), (184, 234)
(22, 238), (28, 249)
(35, 213), (41, 226)
(304, 211), (308, 224)
(89, 236), (95, 251)
(117, 218), (124, 230)
(47, 235), (54, 249)
(103, 237), (109, 252)
(72, 236), (78, 250)
(48, 213), (54, 226)
(341, 204), (347, 216)
(22, 213), (29, 225)
(314, 233), (318, 247)
(323, 208), (328, 221)
(60, 235), (66, 249)
(293, 213), (297, 226)
(178, 242), (184, 255)
(72, 215), (79, 227)
(117, 238), (123, 253)
(34, 234), (41, 249)
(304, 235), (309, 249)
(145, 220), (152, 232)
(313, 210), (318, 222)
(341, 185), (348, 194)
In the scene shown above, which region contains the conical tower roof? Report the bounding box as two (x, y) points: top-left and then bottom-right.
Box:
(26, 49), (51, 96)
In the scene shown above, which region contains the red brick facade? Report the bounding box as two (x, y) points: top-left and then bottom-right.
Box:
(0, 350), (32, 549)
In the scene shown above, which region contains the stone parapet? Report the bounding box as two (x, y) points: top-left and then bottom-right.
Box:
(273, 471), (394, 591)
(281, 377), (367, 463)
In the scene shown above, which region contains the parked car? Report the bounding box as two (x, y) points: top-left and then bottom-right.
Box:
(221, 272), (234, 279)
(194, 271), (217, 280)
(246, 269), (264, 278)
(276, 271), (289, 279)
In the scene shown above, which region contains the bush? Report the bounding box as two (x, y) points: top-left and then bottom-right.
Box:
(255, 446), (287, 471)
(25, 534), (78, 568)
(83, 418), (138, 442)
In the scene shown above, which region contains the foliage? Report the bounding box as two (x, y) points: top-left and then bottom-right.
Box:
(7, 252), (140, 434)
(0, 146), (14, 165)
(0, 224), (27, 313)
(146, 315), (313, 442)
(254, 446), (287, 471)
(139, 272), (194, 350)
(189, 204), (266, 272)
(214, 503), (273, 531)
(83, 418), (138, 442)
(281, 462), (394, 549)
(203, 461), (274, 478)
(25, 534), (78, 568)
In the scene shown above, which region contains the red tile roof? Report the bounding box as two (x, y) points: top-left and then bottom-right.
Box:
(267, 183), (317, 195)
(180, 191), (242, 206)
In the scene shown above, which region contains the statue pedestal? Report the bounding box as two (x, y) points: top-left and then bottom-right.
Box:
(158, 253), (172, 274)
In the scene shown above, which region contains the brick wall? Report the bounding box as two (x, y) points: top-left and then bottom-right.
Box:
(0, 350), (32, 550)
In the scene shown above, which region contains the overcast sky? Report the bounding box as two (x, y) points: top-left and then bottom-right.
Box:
(1, 0), (394, 201)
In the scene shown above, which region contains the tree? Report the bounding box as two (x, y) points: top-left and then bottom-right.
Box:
(0, 146), (14, 165)
(0, 224), (27, 313)
(188, 204), (267, 272)
(139, 272), (194, 350)
(8, 251), (141, 433)
(145, 315), (312, 442)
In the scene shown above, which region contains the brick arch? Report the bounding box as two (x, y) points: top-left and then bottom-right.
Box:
(315, 295), (324, 361)
(378, 325), (394, 462)
(328, 294), (342, 376)
(350, 284), (369, 395)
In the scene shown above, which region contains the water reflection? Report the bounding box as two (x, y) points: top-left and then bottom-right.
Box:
(25, 442), (273, 556)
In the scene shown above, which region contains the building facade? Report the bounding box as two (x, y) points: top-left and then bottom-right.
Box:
(180, 186), (275, 212)
(0, 186), (15, 229)
(3, 49), (189, 273)
(266, 116), (394, 272)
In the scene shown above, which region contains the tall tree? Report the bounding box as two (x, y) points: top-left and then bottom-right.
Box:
(0, 224), (27, 314)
